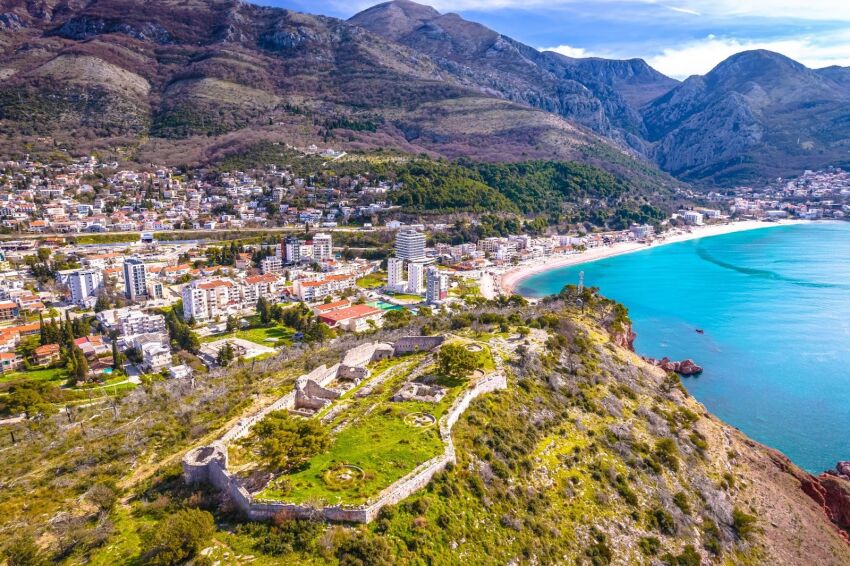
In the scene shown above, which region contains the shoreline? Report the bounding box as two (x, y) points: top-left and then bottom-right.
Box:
(497, 219), (808, 296)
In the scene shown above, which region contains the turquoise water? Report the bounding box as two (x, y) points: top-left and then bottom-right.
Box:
(517, 222), (850, 473)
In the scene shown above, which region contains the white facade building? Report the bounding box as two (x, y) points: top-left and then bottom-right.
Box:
(387, 257), (406, 292)
(406, 261), (426, 295)
(312, 233), (333, 261)
(395, 229), (426, 261)
(123, 258), (147, 300)
(68, 269), (103, 307)
(261, 255), (283, 275)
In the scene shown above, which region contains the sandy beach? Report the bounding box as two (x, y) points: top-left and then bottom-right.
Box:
(497, 220), (806, 296)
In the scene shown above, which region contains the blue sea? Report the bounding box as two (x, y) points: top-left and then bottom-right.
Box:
(517, 222), (850, 473)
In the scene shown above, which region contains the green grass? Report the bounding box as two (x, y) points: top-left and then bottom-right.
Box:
(256, 356), (469, 506)
(0, 366), (68, 384)
(201, 325), (296, 346)
(356, 272), (387, 289)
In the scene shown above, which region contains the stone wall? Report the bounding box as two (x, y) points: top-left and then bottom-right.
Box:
(393, 336), (444, 355)
(182, 339), (507, 524)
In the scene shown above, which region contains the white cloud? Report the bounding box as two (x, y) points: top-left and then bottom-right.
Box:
(340, 0), (850, 21)
(542, 31), (850, 79)
(543, 44), (591, 58)
(667, 6), (701, 16)
(645, 33), (850, 78)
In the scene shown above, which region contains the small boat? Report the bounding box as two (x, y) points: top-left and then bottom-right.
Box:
(695, 329), (705, 334)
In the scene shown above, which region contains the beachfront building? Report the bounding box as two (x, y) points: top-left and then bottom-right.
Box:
(68, 268), (104, 307)
(683, 211), (705, 226)
(123, 258), (147, 300)
(396, 229), (426, 261)
(425, 266), (448, 304)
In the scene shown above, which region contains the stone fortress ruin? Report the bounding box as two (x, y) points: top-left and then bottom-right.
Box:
(183, 335), (507, 523)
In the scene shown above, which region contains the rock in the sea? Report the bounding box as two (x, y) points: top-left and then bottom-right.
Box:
(643, 356), (703, 376)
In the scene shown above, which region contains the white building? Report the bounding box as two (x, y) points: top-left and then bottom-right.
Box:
(683, 211), (705, 226)
(123, 258), (147, 300)
(261, 255), (283, 275)
(395, 229), (426, 261)
(406, 261), (426, 295)
(182, 279), (238, 322)
(387, 257), (406, 292)
(68, 268), (103, 307)
(121, 311), (166, 337)
(285, 236), (303, 264)
(312, 233), (333, 261)
(425, 266), (448, 304)
(141, 342), (171, 372)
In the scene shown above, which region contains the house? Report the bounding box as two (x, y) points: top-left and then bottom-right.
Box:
(0, 351), (22, 373)
(169, 365), (193, 379)
(34, 343), (61, 366)
(141, 342), (171, 372)
(317, 304), (383, 333)
(74, 335), (110, 359)
(312, 299), (351, 316)
(0, 301), (19, 321)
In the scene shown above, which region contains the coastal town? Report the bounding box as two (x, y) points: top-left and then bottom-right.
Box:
(0, 150), (843, 395)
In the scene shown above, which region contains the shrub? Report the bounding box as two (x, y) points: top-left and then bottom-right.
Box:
(638, 536), (660, 556)
(732, 508), (758, 540)
(661, 544), (701, 566)
(701, 519), (722, 555)
(146, 508), (215, 566)
(654, 438), (679, 471)
(4, 533), (46, 566)
(585, 528), (612, 566)
(336, 531), (394, 566)
(672, 492), (691, 515)
(647, 507), (677, 535)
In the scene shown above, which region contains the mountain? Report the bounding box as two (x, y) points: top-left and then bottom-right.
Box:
(643, 50), (850, 184)
(0, 0), (674, 193)
(349, 0), (678, 152)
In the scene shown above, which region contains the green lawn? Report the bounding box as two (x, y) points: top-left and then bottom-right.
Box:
(0, 366), (68, 384)
(356, 272), (387, 289)
(256, 355), (469, 506)
(201, 325), (296, 346)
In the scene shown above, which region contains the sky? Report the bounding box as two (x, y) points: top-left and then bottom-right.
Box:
(258, 0), (850, 80)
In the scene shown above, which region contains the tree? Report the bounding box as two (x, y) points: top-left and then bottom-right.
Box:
(17, 335), (41, 364)
(7, 383), (57, 419)
(68, 347), (89, 382)
(240, 410), (330, 472)
(226, 315), (239, 332)
(438, 343), (484, 380)
(257, 297), (272, 326)
(146, 509), (215, 566)
(216, 342), (235, 367)
(111, 336), (125, 371)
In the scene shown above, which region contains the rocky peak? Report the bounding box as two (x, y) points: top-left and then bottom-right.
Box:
(348, 0), (440, 40)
